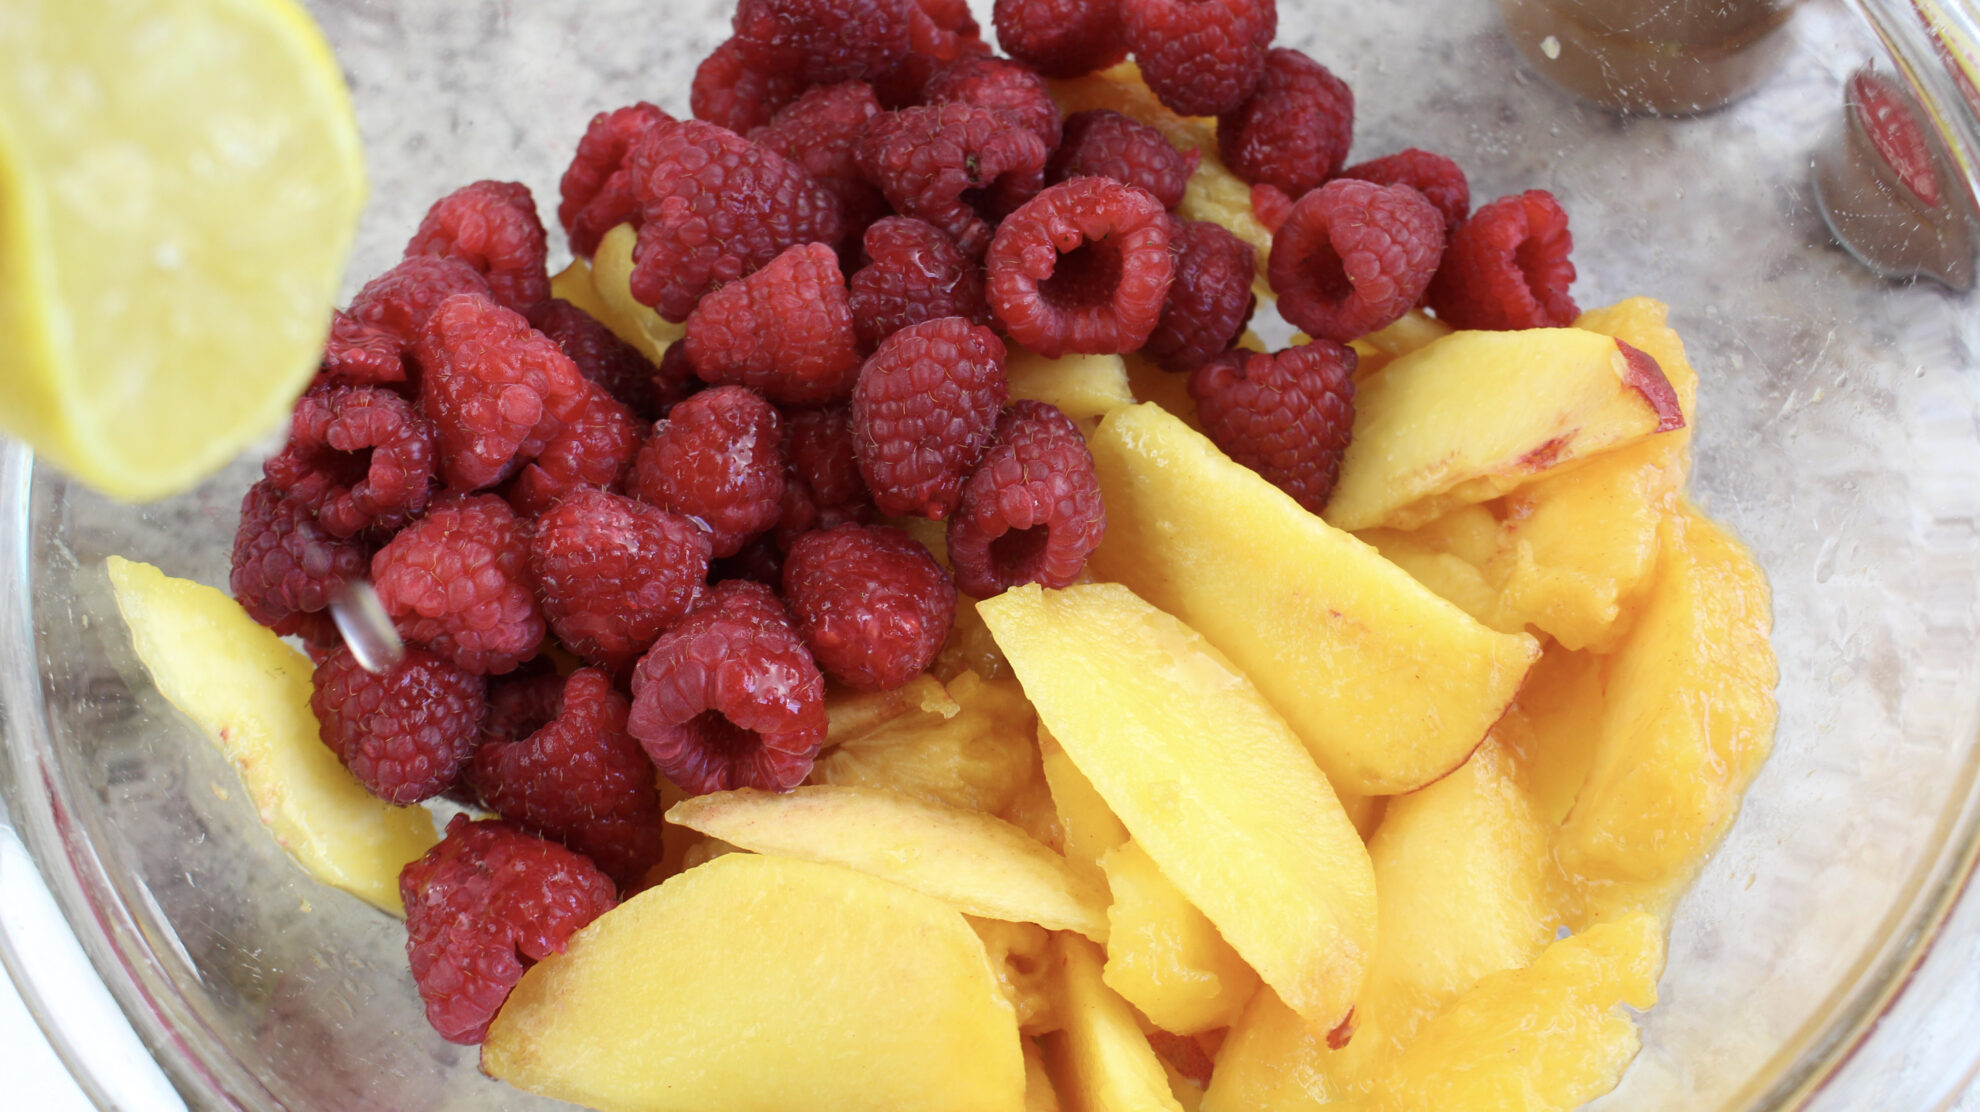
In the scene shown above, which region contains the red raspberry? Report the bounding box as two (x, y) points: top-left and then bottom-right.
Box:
(924, 56), (1064, 150)
(468, 668), (664, 889)
(846, 216), (991, 352)
(994, 0), (1128, 78)
(907, 0), (983, 58)
(405, 181), (552, 318)
(503, 384), (646, 518)
(851, 317), (1008, 518)
(749, 82), (891, 240)
(653, 343), (698, 416)
(624, 118), (845, 323)
(311, 645), (485, 804)
(557, 102), (672, 253)
(783, 524), (956, 692)
(690, 37), (809, 136)
(985, 176), (1176, 357)
(1144, 216), (1257, 373)
(732, 0), (914, 83)
(1426, 190), (1579, 331)
(1250, 182), (1294, 235)
(372, 493), (545, 675)
(1269, 179), (1445, 343)
(785, 405), (871, 519)
(855, 102), (1051, 257)
(627, 579), (828, 795)
(1188, 341), (1356, 513)
(1338, 148), (1472, 236)
(347, 256), (493, 351)
(683, 242), (862, 406)
(484, 668), (566, 746)
(1047, 109), (1202, 211)
(629, 385), (785, 558)
(947, 401), (1106, 598)
(529, 298), (661, 420)
(318, 310), (407, 389)
(1121, 0), (1275, 117)
(1218, 48), (1355, 197)
(230, 479), (368, 640)
(264, 385), (437, 538)
(530, 490), (712, 666)
(401, 815), (616, 1044)
(417, 292), (590, 492)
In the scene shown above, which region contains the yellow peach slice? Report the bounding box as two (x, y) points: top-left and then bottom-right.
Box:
(1044, 934), (1188, 1112)
(1556, 504), (1778, 921)
(980, 583), (1376, 1029)
(1007, 350), (1136, 421)
(1324, 328), (1686, 532)
(1088, 402), (1539, 795)
(482, 853), (1025, 1112)
(105, 557), (435, 915)
(1101, 839), (1260, 1034)
(1040, 727), (1129, 891)
(667, 785), (1109, 940)
(588, 222), (685, 365)
(811, 668), (1039, 816)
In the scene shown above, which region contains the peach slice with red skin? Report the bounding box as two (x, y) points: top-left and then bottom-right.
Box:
(1323, 328), (1686, 533)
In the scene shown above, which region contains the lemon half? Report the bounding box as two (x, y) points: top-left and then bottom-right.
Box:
(0, 0), (365, 500)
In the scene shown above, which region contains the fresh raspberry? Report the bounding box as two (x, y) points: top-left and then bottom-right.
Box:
(749, 83), (891, 240)
(263, 385), (437, 538)
(907, 0), (983, 58)
(318, 310), (407, 389)
(567, 170), (642, 263)
(1121, 0), (1275, 117)
(653, 343), (699, 416)
(405, 181), (552, 318)
(1144, 217), (1257, 373)
(529, 298), (661, 420)
(372, 493), (545, 675)
(691, 37), (810, 136)
(785, 405), (871, 519)
(923, 56), (1064, 150)
(1338, 148), (1472, 235)
(732, 0), (915, 83)
(683, 242), (862, 406)
(947, 401), (1106, 598)
(627, 580), (828, 795)
(503, 385), (646, 518)
(850, 317), (1008, 518)
(417, 292), (591, 492)
(1250, 182), (1294, 234)
(783, 524), (956, 692)
(468, 668), (665, 889)
(401, 815), (616, 1045)
(1269, 179), (1445, 343)
(1188, 342), (1356, 513)
(230, 479), (368, 640)
(483, 668), (566, 747)
(347, 256), (494, 351)
(1046, 110), (1201, 211)
(629, 385), (785, 558)
(985, 177), (1176, 357)
(530, 490), (712, 666)
(846, 216), (991, 352)
(993, 0), (1128, 78)
(311, 645), (485, 804)
(624, 118), (845, 323)
(1426, 190), (1579, 331)
(557, 102), (672, 251)
(1218, 48), (1355, 197)
(855, 103), (1051, 257)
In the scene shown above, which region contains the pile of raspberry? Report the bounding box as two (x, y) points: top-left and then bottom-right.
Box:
(229, 0), (1584, 1047)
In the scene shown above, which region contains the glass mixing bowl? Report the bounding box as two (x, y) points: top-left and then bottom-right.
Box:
(3, 0), (1979, 1108)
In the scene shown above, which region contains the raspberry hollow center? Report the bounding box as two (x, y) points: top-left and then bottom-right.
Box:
(1041, 237), (1126, 310)
(989, 523), (1053, 584)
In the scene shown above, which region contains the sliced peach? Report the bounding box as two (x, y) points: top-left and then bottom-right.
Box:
(589, 222), (685, 364)
(1007, 350), (1136, 421)
(1556, 504), (1778, 922)
(810, 669), (1039, 816)
(668, 785), (1109, 939)
(1324, 328), (1685, 532)
(1043, 934), (1187, 1112)
(482, 853), (1025, 1112)
(980, 583), (1376, 1029)
(1100, 839), (1260, 1035)
(1088, 402), (1539, 795)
